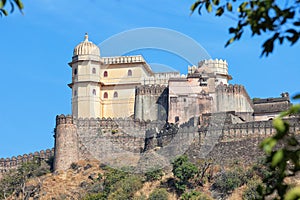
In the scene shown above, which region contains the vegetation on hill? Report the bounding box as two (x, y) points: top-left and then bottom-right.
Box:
(1, 150), (298, 200)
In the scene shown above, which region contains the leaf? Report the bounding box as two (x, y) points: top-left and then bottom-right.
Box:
(229, 27), (236, 33)
(226, 2), (232, 12)
(289, 104), (300, 114)
(190, 1), (200, 12)
(293, 21), (300, 26)
(10, 1), (14, 13)
(0, 8), (8, 16)
(260, 137), (277, 154)
(212, 0), (220, 6)
(273, 118), (286, 133)
(285, 186), (300, 200)
(14, 0), (23, 10)
(261, 38), (274, 56)
(0, 1), (3, 8)
(272, 149), (284, 167)
(216, 7), (224, 16)
(206, 3), (212, 13)
(293, 94), (300, 99)
(225, 37), (235, 47)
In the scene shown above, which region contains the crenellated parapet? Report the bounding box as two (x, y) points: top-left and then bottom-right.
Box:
(102, 55), (146, 65)
(56, 114), (73, 126)
(216, 84), (252, 106)
(0, 149), (54, 175)
(73, 117), (166, 131)
(135, 85), (168, 95)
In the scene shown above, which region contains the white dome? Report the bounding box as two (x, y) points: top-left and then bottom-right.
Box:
(73, 33), (100, 56)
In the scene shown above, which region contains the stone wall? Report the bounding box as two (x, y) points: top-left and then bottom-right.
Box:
(54, 115), (79, 171)
(145, 117), (300, 164)
(0, 149), (54, 178)
(214, 84), (254, 120)
(134, 85), (169, 121)
(54, 114), (166, 171)
(54, 114), (300, 172)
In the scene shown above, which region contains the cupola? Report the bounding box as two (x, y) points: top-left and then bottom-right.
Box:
(73, 33), (100, 56)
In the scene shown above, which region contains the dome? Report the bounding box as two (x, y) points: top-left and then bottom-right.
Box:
(73, 33), (100, 56)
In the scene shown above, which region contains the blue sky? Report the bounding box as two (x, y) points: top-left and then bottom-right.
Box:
(1, 0), (299, 158)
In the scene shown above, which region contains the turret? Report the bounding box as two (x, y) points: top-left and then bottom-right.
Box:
(53, 115), (78, 171)
(68, 33), (102, 118)
(197, 59), (232, 85)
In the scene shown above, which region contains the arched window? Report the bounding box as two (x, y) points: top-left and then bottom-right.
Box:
(128, 69), (132, 76)
(103, 92), (108, 99)
(74, 68), (77, 75)
(104, 71), (108, 77)
(92, 68), (96, 74)
(92, 89), (96, 95)
(114, 92), (118, 98)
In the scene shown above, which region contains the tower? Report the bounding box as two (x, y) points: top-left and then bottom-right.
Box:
(68, 33), (102, 118)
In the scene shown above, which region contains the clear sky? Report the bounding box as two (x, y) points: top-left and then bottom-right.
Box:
(1, 0), (299, 158)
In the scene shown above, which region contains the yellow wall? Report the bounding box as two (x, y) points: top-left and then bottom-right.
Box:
(98, 63), (153, 118)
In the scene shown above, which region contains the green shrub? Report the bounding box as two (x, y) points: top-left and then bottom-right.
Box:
(213, 167), (249, 194)
(145, 168), (164, 182)
(0, 158), (50, 199)
(83, 192), (106, 200)
(107, 175), (143, 200)
(148, 188), (169, 200)
(172, 155), (198, 192)
(103, 167), (128, 195)
(181, 190), (211, 200)
(242, 178), (265, 200)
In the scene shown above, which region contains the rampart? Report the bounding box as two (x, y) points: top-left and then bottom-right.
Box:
(134, 85), (169, 121)
(215, 84), (252, 107)
(54, 114), (167, 170)
(145, 117), (300, 164)
(0, 149), (54, 177)
(214, 84), (254, 121)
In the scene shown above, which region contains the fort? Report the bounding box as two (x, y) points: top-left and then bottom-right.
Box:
(0, 34), (299, 175)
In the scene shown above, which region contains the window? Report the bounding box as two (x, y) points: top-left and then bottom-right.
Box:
(74, 90), (77, 96)
(114, 92), (118, 98)
(74, 68), (77, 75)
(104, 71), (108, 77)
(92, 89), (96, 95)
(128, 69), (132, 76)
(92, 68), (96, 74)
(103, 92), (108, 99)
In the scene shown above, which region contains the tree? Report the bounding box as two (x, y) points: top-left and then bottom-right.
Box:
(172, 155), (198, 192)
(191, 0), (300, 56)
(259, 103), (300, 199)
(0, 0), (23, 16)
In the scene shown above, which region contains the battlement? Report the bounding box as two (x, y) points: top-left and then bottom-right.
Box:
(56, 114), (73, 126)
(102, 55), (146, 65)
(0, 149), (54, 175)
(136, 85), (168, 95)
(216, 84), (252, 106)
(198, 59), (228, 69)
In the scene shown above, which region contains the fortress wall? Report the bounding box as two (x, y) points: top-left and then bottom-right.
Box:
(146, 117), (300, 164)
(58, 115), (166, 165)
(214, 84), (254, 119)
(169, 95), (213, 123)
(0, 149), (54, 178)
(134, 85), (169, 121)
(54, 115), (79, 171)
